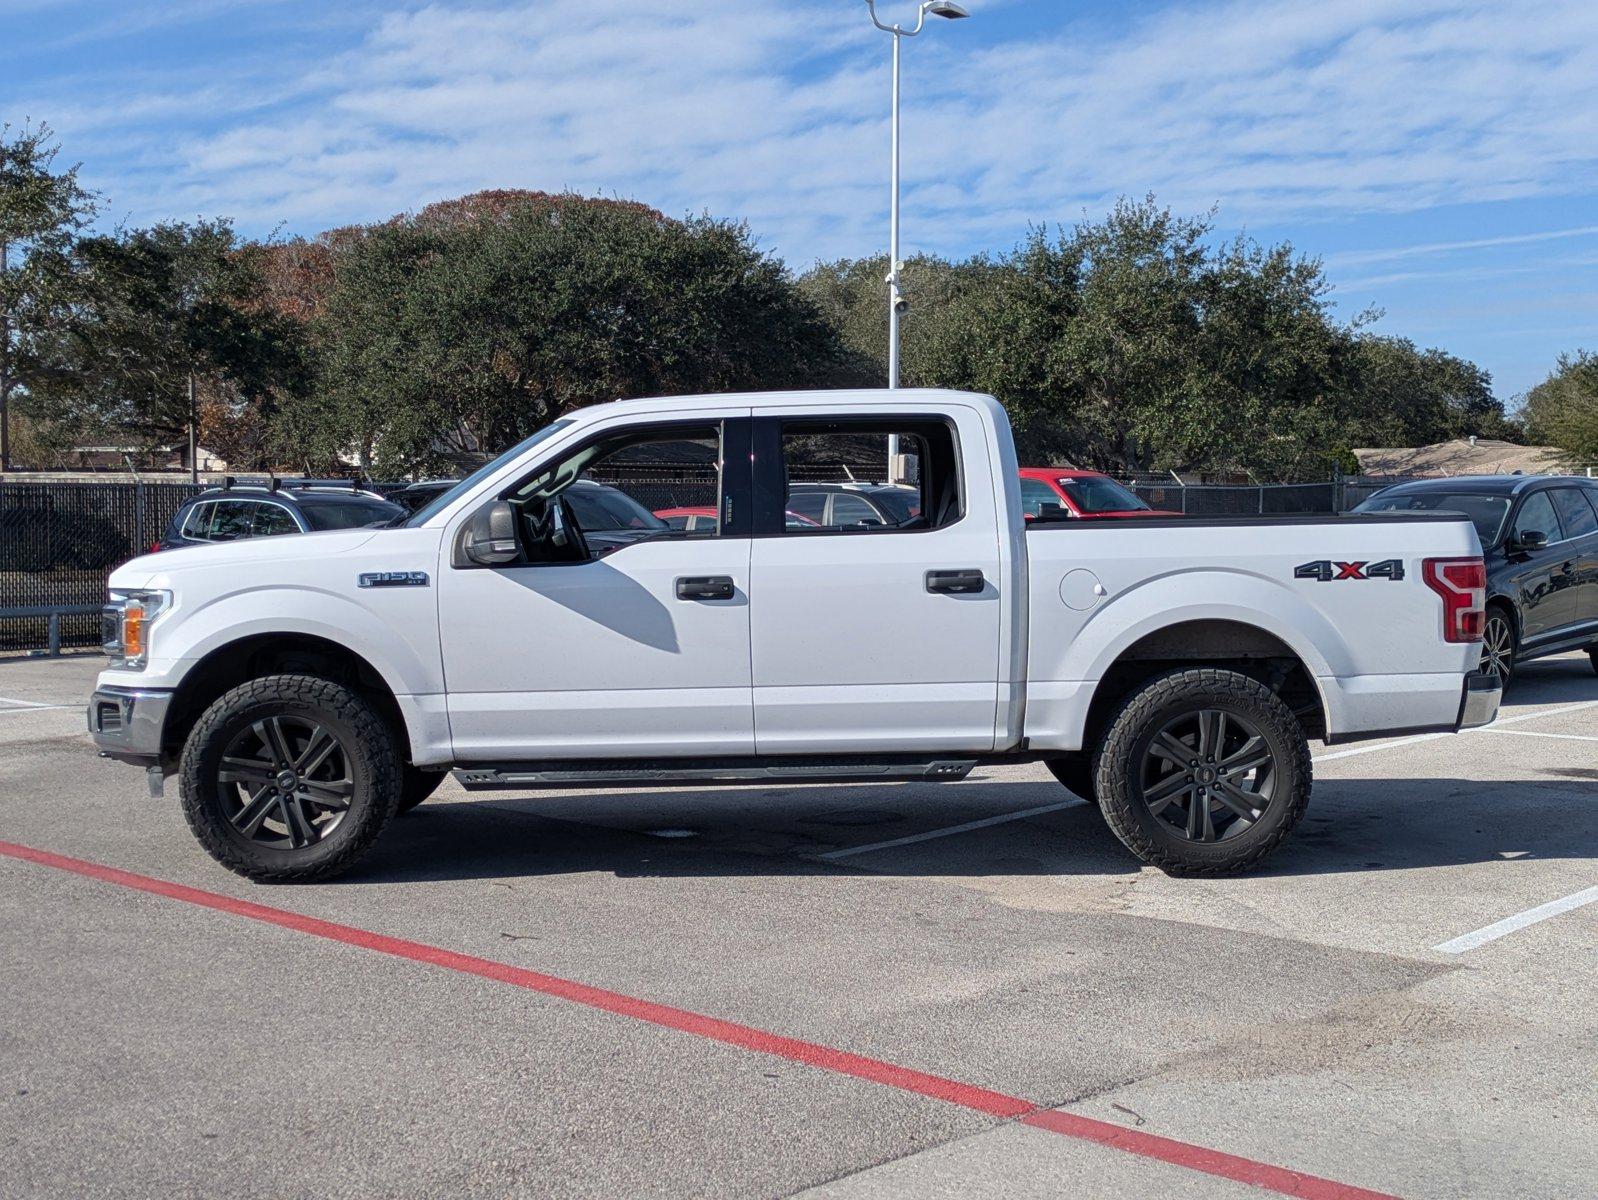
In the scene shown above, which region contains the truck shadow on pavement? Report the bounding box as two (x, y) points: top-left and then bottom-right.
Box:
(337, 771), (1598, 886)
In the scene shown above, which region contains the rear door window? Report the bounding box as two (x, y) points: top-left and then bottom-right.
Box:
(208, 500), (256, 541)
(1551, 488), (1598, 539)
(1020, 478), (1060, 518)
(252, 503), (301, 536)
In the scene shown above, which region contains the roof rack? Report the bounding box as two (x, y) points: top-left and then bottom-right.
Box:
(219, 476), (366, 493)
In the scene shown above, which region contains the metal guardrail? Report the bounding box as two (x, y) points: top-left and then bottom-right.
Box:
(0, 604), (102, 656)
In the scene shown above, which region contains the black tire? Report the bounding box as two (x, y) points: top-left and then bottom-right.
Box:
(1045, 755), (1099, 806)
(1480, 607), (1516, 686)
(179, 674), (402, 883)
(397, 765), (447, 814)
(1587, 646), (1597, 677)
(1095, 668), (1312, 876)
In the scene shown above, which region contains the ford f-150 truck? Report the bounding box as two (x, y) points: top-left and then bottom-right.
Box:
(89, 389), (1500, 881)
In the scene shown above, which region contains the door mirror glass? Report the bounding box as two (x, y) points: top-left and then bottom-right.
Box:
(460, 501), (519, 565)
(1515, 529), (1548, 551)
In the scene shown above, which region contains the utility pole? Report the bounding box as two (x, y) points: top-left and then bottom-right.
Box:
(862, 1), (969, 479)
(187, 370), (198, 484)
(1, 240), (10, 473)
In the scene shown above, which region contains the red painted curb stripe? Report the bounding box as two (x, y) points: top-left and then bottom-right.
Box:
(0, 839), (1398, 1200)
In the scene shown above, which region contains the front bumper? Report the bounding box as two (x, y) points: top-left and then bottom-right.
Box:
(1457, 672), (1501, 730)
(87, 686), (173, 766)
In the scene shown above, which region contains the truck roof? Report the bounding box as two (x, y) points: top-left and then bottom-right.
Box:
(579, 388), (1000, 424)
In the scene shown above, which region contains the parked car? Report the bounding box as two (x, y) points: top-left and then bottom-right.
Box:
(156, 481), (405, 551)
(655, 505), (820, 531)
(1354, 475), (1598, 683)
(92, 387), (1498, 884)
(785, 481), (922, 527)
(1018, 468), (1180, 519)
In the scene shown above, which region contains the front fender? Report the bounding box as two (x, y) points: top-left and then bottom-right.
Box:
(113, 584), (441, 698)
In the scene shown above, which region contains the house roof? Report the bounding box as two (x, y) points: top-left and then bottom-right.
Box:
(1352, 438), (1569, 477)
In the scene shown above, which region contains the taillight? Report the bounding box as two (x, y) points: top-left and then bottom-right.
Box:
(1422, 557), (1486, 643)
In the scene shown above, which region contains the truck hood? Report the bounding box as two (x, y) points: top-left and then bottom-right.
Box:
(107, 529), (383, 590)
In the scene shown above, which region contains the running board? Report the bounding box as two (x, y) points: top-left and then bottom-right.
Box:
(452, 756), (979, 791)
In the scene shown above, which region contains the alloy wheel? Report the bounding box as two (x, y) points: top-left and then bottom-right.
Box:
(1480, 614), (1514, 682)
(218, 716), (354, 850)
(1137, 708), (1277, 843)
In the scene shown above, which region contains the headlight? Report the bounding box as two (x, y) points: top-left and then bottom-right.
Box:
(102, 589), (172, 669)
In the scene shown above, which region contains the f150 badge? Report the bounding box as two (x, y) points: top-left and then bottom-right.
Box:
(358, 571), (430, 588)
(1294, 559), (1404, 582)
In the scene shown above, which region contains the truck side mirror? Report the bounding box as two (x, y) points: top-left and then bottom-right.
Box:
(459, 501), (519, 566)
(1515, 529), (1548, 552)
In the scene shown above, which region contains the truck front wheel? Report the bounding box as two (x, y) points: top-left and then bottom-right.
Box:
(1095, 669), (1311, 875)
(178, 675), (402, 882)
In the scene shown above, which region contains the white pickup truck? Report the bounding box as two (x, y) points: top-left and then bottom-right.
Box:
(90, 389), (1499, 880)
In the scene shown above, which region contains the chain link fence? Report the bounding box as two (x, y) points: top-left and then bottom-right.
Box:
(0, 469), (1472, 654)
(1, 481), (202, 651)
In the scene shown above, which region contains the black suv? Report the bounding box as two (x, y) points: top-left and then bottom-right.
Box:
(1355, 475), (1598, 683)
(157, 480), (404, 551)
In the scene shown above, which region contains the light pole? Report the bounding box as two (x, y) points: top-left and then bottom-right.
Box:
(863, 0), (968, 477)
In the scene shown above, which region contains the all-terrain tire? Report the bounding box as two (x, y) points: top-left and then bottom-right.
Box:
(1095, 668), (1312, 876)
(397, 765), (447, 814)
(1045, 754), (1099, 806)
(179, 674), (402, 882)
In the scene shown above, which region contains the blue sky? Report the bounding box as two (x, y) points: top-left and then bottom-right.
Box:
(4, 0), (1595, 402)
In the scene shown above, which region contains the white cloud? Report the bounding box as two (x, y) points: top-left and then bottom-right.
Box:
(8, 0), (1598, 266)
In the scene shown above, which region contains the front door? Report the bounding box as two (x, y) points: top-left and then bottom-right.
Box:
(439, 417), (755, 760)
(747, 411), (1004, 754)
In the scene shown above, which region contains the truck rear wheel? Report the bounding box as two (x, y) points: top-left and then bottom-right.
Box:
(178, 675), (402, 882)
(1095, 668), (1311, 875)
(1044, 755), (1098, 806)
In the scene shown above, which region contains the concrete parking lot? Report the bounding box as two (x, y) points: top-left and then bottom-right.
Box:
(1, 652), (1594, 1199)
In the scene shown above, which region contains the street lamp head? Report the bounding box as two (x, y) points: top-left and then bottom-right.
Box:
(927, 1), (970, 18)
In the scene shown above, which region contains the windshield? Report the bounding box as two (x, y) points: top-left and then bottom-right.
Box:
(299, 496), (406, 531)
(1058, 477), (1150, 513)
(1354, 491), (1511, 546)
(566, 484), (668, 532)
(401, 420), (576, 527)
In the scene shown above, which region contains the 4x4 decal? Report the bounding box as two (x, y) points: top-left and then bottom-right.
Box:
(1294, 559), (1404, 582)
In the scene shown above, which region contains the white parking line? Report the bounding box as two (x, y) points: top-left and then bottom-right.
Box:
(817, 799), (1081, 860)
(1477, 728), (1598, 743)
(0, 704), (77, 715)
(1433, 886), (1598, 954)
(1314, 699), (1598, 764)
(0, 696), (73, 708)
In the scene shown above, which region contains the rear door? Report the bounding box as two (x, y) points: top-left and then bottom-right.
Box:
(747, 410), (1003, 754)
(1549, 487), (1598, 628)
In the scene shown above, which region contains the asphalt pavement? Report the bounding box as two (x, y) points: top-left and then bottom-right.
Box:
(1, 651), (1594, 1199)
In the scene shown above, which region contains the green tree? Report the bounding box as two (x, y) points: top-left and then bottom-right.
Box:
(0, 122), (96, 468)
(21, 220), (307, 470)
(1522, 351), (1598, 465)
(303, 191), (855, 475)
(1340, 336), (1516, 450)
